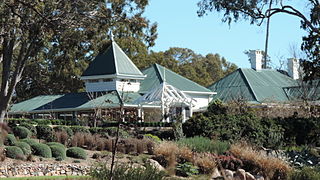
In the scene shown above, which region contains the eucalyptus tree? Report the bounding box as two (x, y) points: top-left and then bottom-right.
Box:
(197, 0), (320, 80)
(0, 0), (157, 121)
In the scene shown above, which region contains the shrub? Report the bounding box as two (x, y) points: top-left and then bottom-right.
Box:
(20, 138), (38, 146)
(90, 163), (166, 180)
(177, 136), (229, 154)
(47, 142), (65, 149)
(55, 131), (69, 146)
(154, 141), (179, 175)
(5, 146), (25, 160)
(71, 132), (85, 148)
(289, 167), (320, 180)
(105, 127), (129, 138)
(66, 147), (87, 159)
(31, 143), (52, 158)
(15, 142), (32, 155)
(194, 152), (217, 174)
(19, 123), (37, 137)
(230, 142), (291, 179)
(4, 134), (16, 146)
(70, 126), (90, 134)
(49, 145), (66, 160)
(36, 125), (56, 142)
(13, 126), (32, 139)
(176, 162), (199, 177)
(144, 134), (161, 142)
(54, 126), (73, 137)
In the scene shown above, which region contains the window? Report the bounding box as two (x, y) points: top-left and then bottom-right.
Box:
(103, 79), (113, 82)
(130, 79), (137, 83)
(88, 79), (99, 83)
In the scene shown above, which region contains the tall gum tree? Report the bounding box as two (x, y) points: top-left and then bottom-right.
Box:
(0, 0), (157, 121)
(197, 0), (320, 80)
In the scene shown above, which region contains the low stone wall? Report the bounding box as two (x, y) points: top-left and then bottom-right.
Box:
(0, 163), (90, 178)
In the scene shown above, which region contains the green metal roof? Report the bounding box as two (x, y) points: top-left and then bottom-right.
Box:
(82, 41), (144, 78)
(284, 80), (320, 101)
(208, 68), (297, 103)
(140, 64), (212, 94)
(9, 91), (142, 114)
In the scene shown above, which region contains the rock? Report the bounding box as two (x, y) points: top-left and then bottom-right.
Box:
(234, 169), (246, 180)
(224, 169), (234, 179)
(146, 159), (165, 171)
(255, 175), (264, 180)
(246, 172), (256, 180)
(211, 168), (221, 179)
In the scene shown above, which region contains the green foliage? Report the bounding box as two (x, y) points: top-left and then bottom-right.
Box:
(31, 143), (52, 158)
(289, 167), (320, 180)
(144, 134), (161, 142)
(70, 126), (90, 134)
(183, 113), (284, 148)
(177, 136), (229, 154)
(19, 122), (37, 137)
(206, 99), (227, 115)
(36, 125), (56, 142)
(66, 147), (87, 160)
(4, 134), (16, 146)
(49, 145), (66, 160)
(20, 138), (38, 147)
(90, 163), (166, 180)
(105, 127), (129, 138)
(15, 142), (32, 155)
(46, 142), (65, 150)
(13, 126), (32, 139)
(176, 162), (199, 177)
(5, 146), (25, 160)
(54, 126), (73, 137)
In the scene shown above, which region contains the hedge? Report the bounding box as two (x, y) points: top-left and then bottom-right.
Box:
(31, 143), (52, 158)
(47, 142), (65, 150)
(5, 146), (24, 160)
(15, 142), (32, 155)
(4, 134), (17, 146)
(13, 126), (32, 139)
(70, 126), (90, 134)
(50, 145), (66, 160)
(66, 147), (86, 159)
(20, 138), (38, 147)
(19, 122), (37, 137)
(54, 126), (73, 137)
(36, 125), (56, 142)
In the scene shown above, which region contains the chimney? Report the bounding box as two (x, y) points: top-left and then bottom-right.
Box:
(287, 58), (300, 80)
(248, 50), (263, 71)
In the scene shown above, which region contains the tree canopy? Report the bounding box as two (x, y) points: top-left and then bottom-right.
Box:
(197, 0), (320, 80)
(0, 0), (157, 120)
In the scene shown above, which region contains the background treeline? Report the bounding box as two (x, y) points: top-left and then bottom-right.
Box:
(13, 0), (237, 102)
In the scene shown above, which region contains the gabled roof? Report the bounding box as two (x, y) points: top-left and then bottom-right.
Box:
(208, 68), (297, 103)
(139, 64), (213, 94)
(9, 91), (142, 114)
(81, 40), (145, 79)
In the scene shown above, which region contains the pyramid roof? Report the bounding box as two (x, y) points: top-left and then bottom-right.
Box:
(81, 40), (145, 79)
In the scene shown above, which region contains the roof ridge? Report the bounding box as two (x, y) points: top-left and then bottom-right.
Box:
(208, 68), (240, 89)
(154, 64), (164, 83)
(155, 63), (211, 92)
(112, 42), (119, 76)
(239, 68), (259, 102)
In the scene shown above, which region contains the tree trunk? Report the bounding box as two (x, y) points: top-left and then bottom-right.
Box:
(0, 96), (10, 122)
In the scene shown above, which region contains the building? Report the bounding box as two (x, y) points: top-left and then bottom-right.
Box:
(9, 39), (215, 122)
(208, 50), (319, 104)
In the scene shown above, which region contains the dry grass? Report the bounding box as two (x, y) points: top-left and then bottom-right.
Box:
(194, 152), (216, 174)
(178, 146), (194, 163)
(154, 141), (179, 175)
(230, 142), (291, 179)
(55, 131), (69, 146)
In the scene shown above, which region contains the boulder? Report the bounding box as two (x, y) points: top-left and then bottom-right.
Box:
(146, 159), (165, 171)
(245, 172), (256, 180)
(234, 169), (246, 180)
(224, 169), (234, 179)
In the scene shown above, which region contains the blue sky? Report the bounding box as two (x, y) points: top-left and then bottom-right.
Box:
(144, 0), (308, 68)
